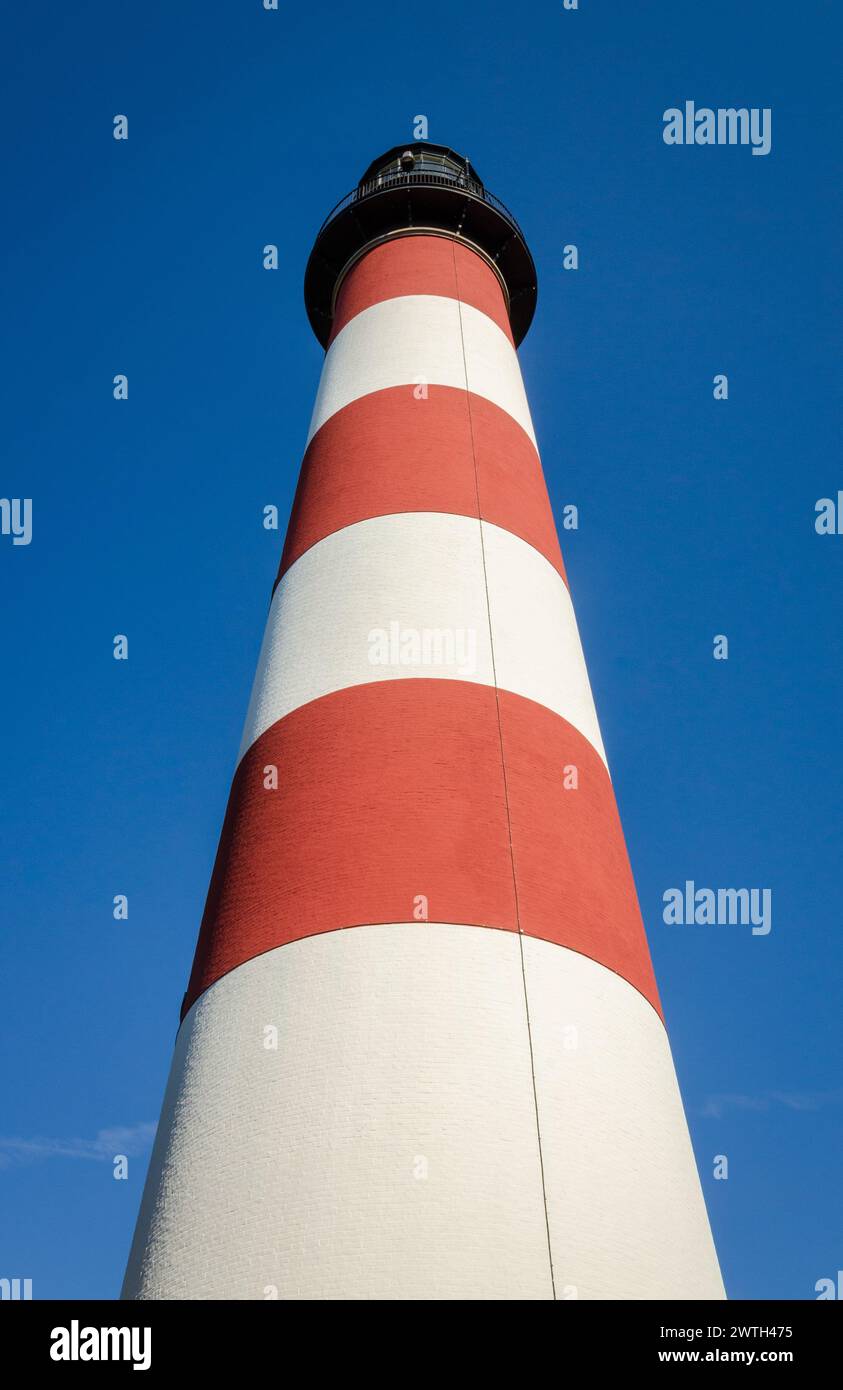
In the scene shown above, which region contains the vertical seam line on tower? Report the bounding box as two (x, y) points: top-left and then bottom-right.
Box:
(450, 242), (557, 1302)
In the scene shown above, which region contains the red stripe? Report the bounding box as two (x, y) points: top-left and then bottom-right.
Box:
(183, 681), (659, 1019)
(329, 235), (514, 345)
(278, 386), (566, 584)
(498, 687), (660, 1016)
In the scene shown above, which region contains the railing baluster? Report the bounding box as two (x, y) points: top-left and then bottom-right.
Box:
(319, 171), (524, 241)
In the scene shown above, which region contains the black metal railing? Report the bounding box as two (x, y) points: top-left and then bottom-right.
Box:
(315, 169), (525, 241)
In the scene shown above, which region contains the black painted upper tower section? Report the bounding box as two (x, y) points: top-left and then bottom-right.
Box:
(304, 142), (537, 347)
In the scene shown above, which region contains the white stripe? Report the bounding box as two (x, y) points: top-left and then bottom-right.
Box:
(123, 925), (553, 1301)
(123, 927), (724, 1300)
(307, 295), (537, 448)
(238, 513), (607, 767)
(523, 936), (725, 1300)
(481, 522), (607, 764)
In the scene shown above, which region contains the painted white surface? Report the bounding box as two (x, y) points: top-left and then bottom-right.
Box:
(238, 513), (607, 767)
(522, 936), (726, 1301)
(481, 521), (608, 766)
(238, 511), (492, 761)
(123, 927), (724, 1301)
(122, 924), (552, 1301)
(306, 295), (537, 449)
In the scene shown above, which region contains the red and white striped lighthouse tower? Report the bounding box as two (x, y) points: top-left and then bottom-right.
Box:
(123, 145), (724, 1301)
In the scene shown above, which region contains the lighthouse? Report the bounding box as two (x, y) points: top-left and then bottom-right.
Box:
(122, 144), (725, 1301)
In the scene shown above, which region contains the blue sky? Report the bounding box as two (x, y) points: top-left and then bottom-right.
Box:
(1, 0), (840, 1300)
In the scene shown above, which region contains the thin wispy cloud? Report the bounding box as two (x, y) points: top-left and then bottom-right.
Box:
(699, 1090), (843, 1120)
(0, 1122), (156, 1169)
